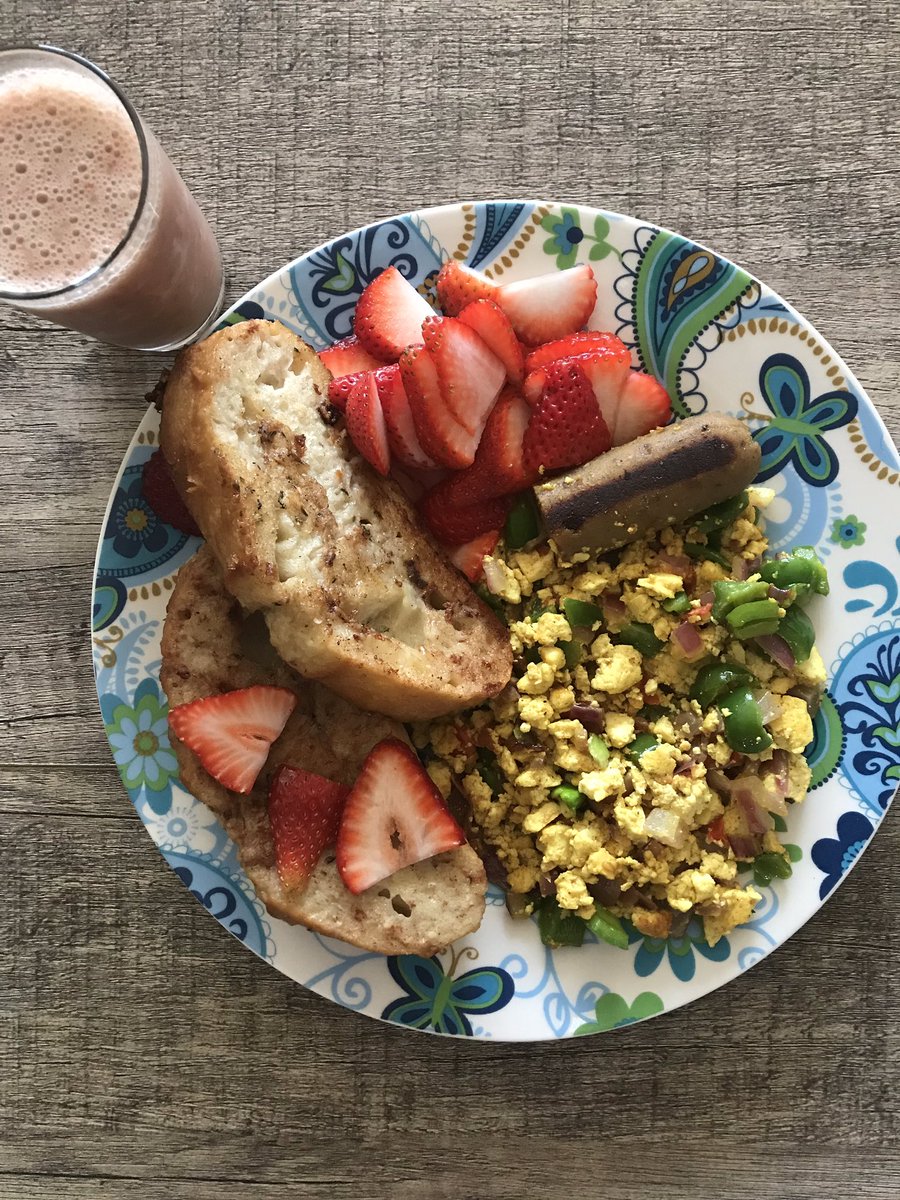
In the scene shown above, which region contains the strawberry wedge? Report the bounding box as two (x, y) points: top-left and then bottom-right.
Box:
(399, 345), (480, 469)
(444, 386), (535, 506)
(435, 259), (498, 316)
(167, 685), (296, 794)
(495, 263), (598, 346)
(336, 738), (466, 894)
(449, 530), (501, 582)
(268, 765), (348, 892)
(421, 316), (505, 436)
(524, 330), (630, 373)
(420, 480), (512, 545)
(374, 365), (436, 470)
(354, 266), (435, 361)
(345, 373), (391, 475)
(458, 299), (525, 385)
(522, 358), (611, 474)
(319, 335), (382, 379)
(613, 371), (672, 444)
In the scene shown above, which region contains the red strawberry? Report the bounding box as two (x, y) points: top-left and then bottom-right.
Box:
(141, 450), (201, 537)
(457, 299), (525, 385)
(420, 480), (512, 545)
(445, 386), (535, 505)
(167, 685), (296, 794)
(435, 259), (498, 316)
(495, 264), (598, 346)
(522, 358), (612, 474)
(399, 345), (479, 469)
(354, 266), (435, 362)
(336, 738), (466, 894)
(523, 349), (633, 443)
(612, 371), (672, 444)
(327, 363), (395, 411)
(421, 315), (505, 436)
(345, 373), (391, 475)
(375, 363), (437, 470)
(448, 530), (501, 582)
(319, 335), (382, 378)
(524, 330), (631, 372)
(268, 764), (349, 891)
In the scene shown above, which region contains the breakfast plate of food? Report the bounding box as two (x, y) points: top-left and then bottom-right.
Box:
(91, 199), (900, 1039)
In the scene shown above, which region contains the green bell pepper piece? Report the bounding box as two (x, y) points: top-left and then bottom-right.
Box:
(476, 747), (503, 795)
(725, 598), (782, 639)
(550, 783), (585, 813)
(759, 546), (829, 603)
(616, 621), (664, 658)
(504, 490), (541, 551)
(625, 732), (660, 763)
(537, 897), (586, 947)
(684, 542), (732, 569)
(662, 591), (692, 614)
(719, 684), (773, 755)
(586, 906), (630, 950)
(776, 604), (815, 662)
(588, 734), (609, 767)
(560, 639), (583, 668)
(689, 490), (749, 535)
(563, 598), (604, 628)
(689, 662), (755, 709)
(711, 578), (770, 624)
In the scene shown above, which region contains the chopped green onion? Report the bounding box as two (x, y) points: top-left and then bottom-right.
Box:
(550, 783), (585, 813)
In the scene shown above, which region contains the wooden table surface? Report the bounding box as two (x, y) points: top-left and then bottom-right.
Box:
(2, 2), (898, 1197)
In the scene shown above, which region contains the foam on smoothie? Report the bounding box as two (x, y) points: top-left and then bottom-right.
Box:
(0, 66), (142, 293)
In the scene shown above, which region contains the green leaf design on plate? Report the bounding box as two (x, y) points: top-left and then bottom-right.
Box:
(322, 248), (357, 294)
(573, 990), (664, 1035)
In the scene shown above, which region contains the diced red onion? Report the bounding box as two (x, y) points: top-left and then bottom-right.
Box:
(505, 892), (531, 919)
(644, 807), (687, 848)
(732, 555), (750, 580)
(657, 553), (691, 576)
(789, 683), (822, 717)
(602, 594), (627, 620)
(727, 833), (761, 861)
(736, 787), (774, 835)
(699, 590), (714, 607)
(754, 634), (796, 672)
(562, 703), (606, 733)
(590, 877), (622, 906)
(671, 620), (706, 660)
(767, 584), (794, 605)
(674, 710), (704, 736)
(538, 872), (558, 897)
(482, 556), (507, 595)
(765, 748), (791, 794)
(756, 690), (783, 725)
(675, 758), (695, 777)
(669, 910), (692, 938)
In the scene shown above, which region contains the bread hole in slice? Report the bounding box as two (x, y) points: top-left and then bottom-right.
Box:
(377, 887), (391, 898)
(323, 852), (336, 865)
(391, 894), (412, 917)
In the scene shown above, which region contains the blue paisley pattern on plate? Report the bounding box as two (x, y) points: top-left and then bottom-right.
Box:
(91, 200), (899, 1041)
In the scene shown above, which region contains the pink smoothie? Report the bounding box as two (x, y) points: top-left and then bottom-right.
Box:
(0, 57), (223, 349)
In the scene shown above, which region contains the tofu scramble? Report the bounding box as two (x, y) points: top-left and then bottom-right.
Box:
(414, 486), (828, 950)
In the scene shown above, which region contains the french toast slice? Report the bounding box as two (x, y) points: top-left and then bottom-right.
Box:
(160, 319), (512, 721)
(160, 546), (487, 956)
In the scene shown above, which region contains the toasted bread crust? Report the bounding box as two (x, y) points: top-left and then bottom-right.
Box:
(160, 320), (512, 720)
(160, 546), (487, 956)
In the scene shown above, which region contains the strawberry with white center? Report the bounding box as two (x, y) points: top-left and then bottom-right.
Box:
(522, 358), (612, 474)
(345, 372), (391, 475)
(354, 265), (435, 362)
(374, 365), (436, 470)
(421, 315), (506, 436)
(613, 371), (672, 444)
(167, 685), (296, 794)
(444, 386), (535, 505)
(319, 335), (382, 378)
(524, 329), (631, 372)
(435, 259), (498, 316)
(457, 299), (525, 385)
(399, 345), (480, 469)
(336, 738), (466, 894)
(327, 362), (395, 411)
(268, 765), (348, 892)
(495, 263), (598, 346)
(448, 530), (501, 582)
(420, 481), (512, 546)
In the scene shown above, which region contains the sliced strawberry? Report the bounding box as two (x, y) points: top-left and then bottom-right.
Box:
(354, 266), (435, 362)
(524, 348), (633, 444)
(421, 315), (505, 436)
(612, 371), (672, 444)
(375, 363), (437, 470)
(268, 765), (348, 891)
(495, 263), (598, 346)
(448, 530), (501, 582)
(141, 449), (202, 537)
(435, 259), (498, 316)
(327, 372), (360, 410)
(444, 386), (535, 505)
(319, 335), (382, 379)
(167, 685), (296, 794)
(524, 330), (630, 372)
(345, 373), (391, 475)
(336, 738), (466, 894)
(420, 481), (512, 546)
(399, 345), (479, 469)
(522, 358), (612, 474)
(457, 299), (525, 385)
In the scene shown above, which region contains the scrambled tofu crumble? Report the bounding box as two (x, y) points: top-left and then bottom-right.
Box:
(415, 486), (827, 949)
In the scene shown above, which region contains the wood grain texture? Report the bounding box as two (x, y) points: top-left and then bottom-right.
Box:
(1, 0), (898, 1196)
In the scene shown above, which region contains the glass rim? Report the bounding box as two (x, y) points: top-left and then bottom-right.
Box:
(0, 42), (150, 303)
